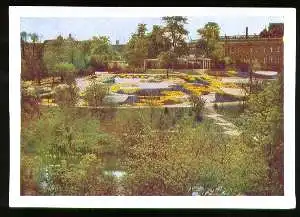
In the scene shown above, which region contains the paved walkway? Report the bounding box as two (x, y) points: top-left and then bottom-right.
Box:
(205, 106), (241, 136)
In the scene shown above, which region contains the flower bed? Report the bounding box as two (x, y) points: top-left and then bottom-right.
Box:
(182, 83), (209, 95)
(135, 93), (183, 106)
(161, 90), (185, 97)
(110, 84), (141, 94)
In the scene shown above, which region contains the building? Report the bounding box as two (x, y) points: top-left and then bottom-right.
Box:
(220, 33), (283, 72)
(188, 24), (284, 72)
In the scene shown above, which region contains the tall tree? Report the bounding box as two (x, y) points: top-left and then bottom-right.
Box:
(43, 35), (70, 85)
(147, 25), (171, 58)
(89, 36), (114, 70)
(197, 22), (224, 62)
(161, 16), (189, 57)
(125, 23), (149, 69)
(137, 23), (147, 37)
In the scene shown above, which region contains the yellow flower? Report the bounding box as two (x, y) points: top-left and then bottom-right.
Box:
(110, 84), (121, 93)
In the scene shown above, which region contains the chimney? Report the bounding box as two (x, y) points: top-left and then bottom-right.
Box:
(246, 27), (248, 38)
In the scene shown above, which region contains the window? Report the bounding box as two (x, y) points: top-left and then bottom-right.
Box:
(277, 46), (280, 52)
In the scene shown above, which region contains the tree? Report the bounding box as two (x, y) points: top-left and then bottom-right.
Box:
(147, 25), (171, 58)
(125, 24), (149, 69)
(197, 22), (224, 62)
(54, 63), (76, 83)
(89, 36), (114, 70)
(158, 51), (177, 78)
(137, 23), (147, 37)
(79, 40), (92, 71)
(44, 35), (86, 82)
(241, 76), (283, 195)
(21, 108), (118, 195)
(43, 35), (67, 84)
(118, 109), (230, 195)
(161, 16), (189, 58)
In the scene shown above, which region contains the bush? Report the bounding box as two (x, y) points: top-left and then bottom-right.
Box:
(21, 80), (40, 119)
(83, 81), (109, 107)
(21, 108), (119, 195)
(54, 84), (79, 107)
(189, 95), (206, 121)
(54, 63), (77, 84)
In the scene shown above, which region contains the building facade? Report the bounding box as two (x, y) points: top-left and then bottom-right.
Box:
(220, 35), (283, 72)
(188, 24), (284, 72)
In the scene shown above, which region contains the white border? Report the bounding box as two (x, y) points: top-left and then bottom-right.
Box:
(9, 7), (296, 209)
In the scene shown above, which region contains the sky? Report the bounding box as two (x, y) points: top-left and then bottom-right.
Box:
(20, 16), (284, 44)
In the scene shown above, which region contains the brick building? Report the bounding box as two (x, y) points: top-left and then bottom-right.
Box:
(189, 24), (284, 72)
(220, 34), (283, 72)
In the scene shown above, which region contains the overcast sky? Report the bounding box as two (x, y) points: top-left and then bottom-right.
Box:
(20, 16), (284, 44)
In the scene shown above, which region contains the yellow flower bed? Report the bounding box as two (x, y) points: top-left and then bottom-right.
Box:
(110, 83), (140, 94)
(182, 83), (208, 95)
(161, 90), (185, 97)
(110, 84), (121, 93)
(122, 87), (140, 94)
(138, 98), (164, 106)
(200, 73), (224, 92)
(137, 95), (182, 106)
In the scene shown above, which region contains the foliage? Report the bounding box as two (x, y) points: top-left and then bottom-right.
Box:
(116, 109), (229, 195)
(189, 95), (206, 121)
(158, 51), (177, 69)
(21, 80), (41, 120)
(54, 63), (77, 84)
(125, 25), (149, 68)
(83, 81), (109, 106)
(240, 76), (283, 195)
(197, 22), (224, 61)
(53, 84), (79, 107)
(161, 16), (189, 57)
(147, 25), (171, 58)
(21, 108), (119, 195)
